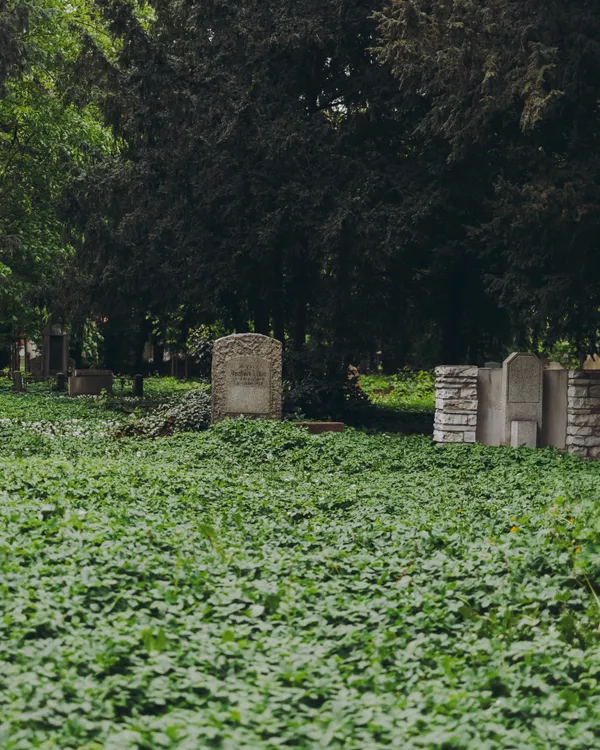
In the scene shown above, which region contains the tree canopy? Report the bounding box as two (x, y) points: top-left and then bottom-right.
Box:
(2, 0), (600, 368)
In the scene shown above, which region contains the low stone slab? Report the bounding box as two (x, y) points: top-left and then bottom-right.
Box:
(69, 370), (114, 396)
(293, 422), (345, 434)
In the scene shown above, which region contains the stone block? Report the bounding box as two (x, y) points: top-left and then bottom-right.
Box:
(567, 413), (600, 427)
(463, 431), (477, 443)
(567, 445), (589, 458)
(467, 415), (477, 426)
(566, 426), (593, 437)
(568, 386), (589, 399)
(433, 420), (468, 432)
(435, 388), (462, 400)
(510, 420), (537, 448)
(566, 435), (600, 448)
(69, 371), (114, 397)
(589, 386), (600, 398)
(435, 366), (478, 378)
(569, 397), (600, 410)
(435, 413), (469, 426)
(433, 430), (463, 443)
(459, 387), (478, 399)
(436, 399), (478, 412)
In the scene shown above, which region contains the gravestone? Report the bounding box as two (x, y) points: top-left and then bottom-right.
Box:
(68, 370), (114, 396)
(502, 352), (543, 447)
(12, 371), (23, 393)
(211, 334), (282, 422)
(43, 325), (69, 378)
(134, 374), (144, 398)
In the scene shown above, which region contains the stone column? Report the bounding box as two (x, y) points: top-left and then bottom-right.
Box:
(566, 371), (600, 459)
(434, 366), (478, 443)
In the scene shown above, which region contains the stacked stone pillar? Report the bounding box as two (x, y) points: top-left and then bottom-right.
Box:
(434, 366), (478, 443)
(566, 371), (600, 460)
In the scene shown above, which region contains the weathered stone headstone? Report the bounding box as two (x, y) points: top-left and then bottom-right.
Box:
(12, 371), (23, 393)
(502, 353), (543, 447)
(68, 370), (114, 396)
(211, 334), (282, 422)
(134, 374), (144, 398)
(43, 325), (69, 379)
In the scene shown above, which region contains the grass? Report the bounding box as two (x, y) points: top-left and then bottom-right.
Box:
(1, 378), (600, 748)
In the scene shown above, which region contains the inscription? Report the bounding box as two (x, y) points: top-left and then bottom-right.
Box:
(225, 357), (271, 415)
(230, 367), (267, 388)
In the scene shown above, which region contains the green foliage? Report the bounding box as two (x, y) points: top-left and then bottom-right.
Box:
(0, 0), (113, 340)
(375, 0), (600, 356)
(121, 387), (212, 438)
(361, 369), (435, 413)
(1, 389), (600, 747)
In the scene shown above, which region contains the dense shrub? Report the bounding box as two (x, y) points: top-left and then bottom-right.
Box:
(120, 388), (211, 438)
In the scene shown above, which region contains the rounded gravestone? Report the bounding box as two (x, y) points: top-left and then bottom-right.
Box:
(211, 334), (282, 423)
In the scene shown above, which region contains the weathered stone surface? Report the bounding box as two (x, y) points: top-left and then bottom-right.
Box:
(435, 399), (479, 412)
(463, 431), (477, 443)
(433, 430), (463, 443)
(435, 413), (470, 426)
(502, 353), (543, 446)
(433, 421), (469, 432)
(568, 397), (600, 410)
(435, 366), (478, 378)
(568, 413), (600, 427)
(436, 388), (463, 400)
(567, 425), (593, 437)
(212, 334), (282, 423)
(566, 435), (600, 448)
(510, 420), (537, 448)
(69, 371), (113, 396)
(568, 386), (589, 399)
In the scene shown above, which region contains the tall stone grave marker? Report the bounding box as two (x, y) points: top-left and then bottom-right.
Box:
(43, 325), (69, 379)
(212, 334), (282, 423)
(502, 352), (543, 447)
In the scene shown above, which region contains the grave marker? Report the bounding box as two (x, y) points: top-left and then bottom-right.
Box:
(212, 334), (282, 422)
(502, 352), (543, 447)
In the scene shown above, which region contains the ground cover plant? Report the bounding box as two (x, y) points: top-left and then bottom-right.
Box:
(1, 386), (600, 748)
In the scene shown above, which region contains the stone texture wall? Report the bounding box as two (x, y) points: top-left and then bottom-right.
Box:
(434, 366), (478, 444)
(566, 371), (600, 460)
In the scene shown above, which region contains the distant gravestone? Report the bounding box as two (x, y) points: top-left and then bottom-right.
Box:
(502, 352), (543, 447)
(12, 371), (23, 393)
(211, 334), (282, 423)
(43, 325), (69, 378)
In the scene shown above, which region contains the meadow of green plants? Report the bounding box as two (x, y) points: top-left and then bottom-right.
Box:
(1, 379), (600, 749)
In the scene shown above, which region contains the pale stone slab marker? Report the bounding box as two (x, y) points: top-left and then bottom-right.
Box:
(212, 334), (282, 422)
(502, 353), (543, 446)
(511, 420), (537, 448)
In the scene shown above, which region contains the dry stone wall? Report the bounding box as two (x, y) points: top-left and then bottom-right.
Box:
(434, 366), (478, 444)
(566, 371), (600, 460)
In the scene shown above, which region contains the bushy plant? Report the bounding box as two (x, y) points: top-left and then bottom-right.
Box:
(120, 387), (211, 438)
(284, 349), (370, 421)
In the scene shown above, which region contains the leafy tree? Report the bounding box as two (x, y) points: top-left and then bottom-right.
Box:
(0, 0), (112, 349)
(69, 0), (434, 369)
(376, 0), (600, 357)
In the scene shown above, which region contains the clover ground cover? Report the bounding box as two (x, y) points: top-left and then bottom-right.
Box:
(1, 391), (600, 748)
